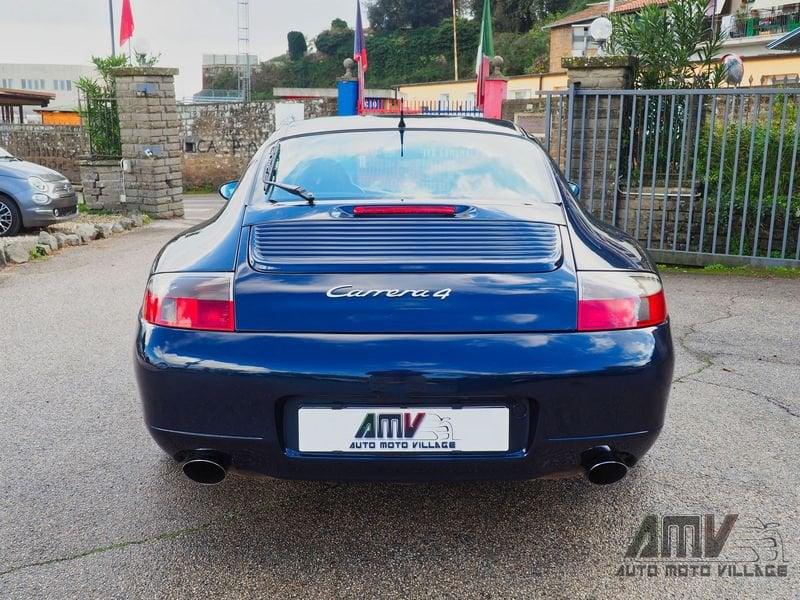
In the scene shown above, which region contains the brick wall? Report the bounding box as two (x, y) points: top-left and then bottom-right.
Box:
(549, 28), (572, 74)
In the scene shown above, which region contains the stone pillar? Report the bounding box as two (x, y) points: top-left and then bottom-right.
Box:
(112, 67), (184, 218)
(560, 56), (636, 224)
(483, 56), (508, 120)
(561, 55), (635, 90)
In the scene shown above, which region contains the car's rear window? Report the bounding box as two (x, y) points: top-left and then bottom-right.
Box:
(267, 129), (558, 203)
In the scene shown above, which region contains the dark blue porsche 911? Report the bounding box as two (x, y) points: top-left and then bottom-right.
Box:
(135, 116), (674, 486)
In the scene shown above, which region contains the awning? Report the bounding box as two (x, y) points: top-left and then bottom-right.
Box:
(767, 27), (800, 51)
(749, 0), (794, 11)
(706, 0), (727, 16)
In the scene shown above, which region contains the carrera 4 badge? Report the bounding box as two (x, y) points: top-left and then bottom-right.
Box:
(326, 285), (452, 300)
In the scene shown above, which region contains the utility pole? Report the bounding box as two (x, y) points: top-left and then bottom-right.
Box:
(237, 0), (252, 103)
(452, 0), (459, 80)
(109, 0), (116, 56)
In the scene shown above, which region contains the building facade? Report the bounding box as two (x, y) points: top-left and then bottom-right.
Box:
(201, 54), (259, 89)
(397, 0), (800, 103)
(0, 64), (96, 119)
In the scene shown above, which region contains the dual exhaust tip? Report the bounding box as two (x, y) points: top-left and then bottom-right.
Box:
(180, 446), (631, 486)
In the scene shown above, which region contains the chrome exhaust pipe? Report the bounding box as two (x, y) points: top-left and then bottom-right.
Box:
(582, 446), (630, 485)
(182, 452), (228, 485)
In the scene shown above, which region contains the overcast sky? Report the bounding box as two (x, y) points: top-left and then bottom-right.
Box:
(0, 0), (361, 98)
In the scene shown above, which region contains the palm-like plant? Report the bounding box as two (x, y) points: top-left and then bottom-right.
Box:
(610, 0), (725, 89)
(76, 55), (128, 159)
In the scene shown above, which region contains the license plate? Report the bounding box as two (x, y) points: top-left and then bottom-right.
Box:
(297, 406), (509, 453)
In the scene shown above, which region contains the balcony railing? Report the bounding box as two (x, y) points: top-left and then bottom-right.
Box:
(727, 11), (800, 39)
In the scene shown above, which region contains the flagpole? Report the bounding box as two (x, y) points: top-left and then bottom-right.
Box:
(109, 0), (116, 56)
(452, 0), (459, 81)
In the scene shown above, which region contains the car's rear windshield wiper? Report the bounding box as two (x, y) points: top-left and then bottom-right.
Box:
(264, 180), (315, 205)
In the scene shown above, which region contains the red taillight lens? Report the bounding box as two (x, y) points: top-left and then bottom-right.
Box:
(143, 273), (235, 332)
(577, 272), (667, 331)
(353, 205), (457, 216)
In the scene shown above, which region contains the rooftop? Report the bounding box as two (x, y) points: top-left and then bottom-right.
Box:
(543, 3), (608, 28)
(612, 0), (670, 13)
(0, 88), (55, 106)
(543, 0), (671, 28)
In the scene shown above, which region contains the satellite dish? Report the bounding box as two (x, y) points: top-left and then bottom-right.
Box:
(589, 17), (613, 43)
(589, 17), (613, 56)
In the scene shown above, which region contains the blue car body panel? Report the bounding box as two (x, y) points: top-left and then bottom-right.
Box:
(135, 322), (672, 481)
(135, 116), (674, 482)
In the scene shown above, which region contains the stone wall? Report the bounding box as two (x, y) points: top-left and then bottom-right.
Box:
(79, 159), (124, 210)
(501, 98), (548, 141)
(180, 98), (337, 190)
(0, 124), (87, 183)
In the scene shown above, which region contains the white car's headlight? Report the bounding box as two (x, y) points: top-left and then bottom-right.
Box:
(28, 176), (49, 193)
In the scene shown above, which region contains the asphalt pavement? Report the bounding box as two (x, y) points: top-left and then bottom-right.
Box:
(0, 194), (797, 599)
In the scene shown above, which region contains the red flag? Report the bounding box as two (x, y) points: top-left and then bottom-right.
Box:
(120, 0), (135, 47)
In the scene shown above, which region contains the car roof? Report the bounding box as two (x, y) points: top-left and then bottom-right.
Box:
(274, 115), (524, 140)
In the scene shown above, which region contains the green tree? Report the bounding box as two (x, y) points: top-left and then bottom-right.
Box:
(288, 31), (308, 60)
(495, 28), (549, 74)
(212, 68), (239, 90)
(610, 0), (725, 88)
(315, 24), (354, 57)
(367, 0), (453, 32)
(466, 0), (575, 32)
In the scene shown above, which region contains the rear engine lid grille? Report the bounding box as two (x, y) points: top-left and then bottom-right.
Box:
(250, 219), (562, 273)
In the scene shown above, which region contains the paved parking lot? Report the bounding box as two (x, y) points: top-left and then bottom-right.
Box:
(0, 195), (797, 599)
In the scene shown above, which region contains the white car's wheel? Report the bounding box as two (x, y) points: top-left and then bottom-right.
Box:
(0, 196), (22, 237)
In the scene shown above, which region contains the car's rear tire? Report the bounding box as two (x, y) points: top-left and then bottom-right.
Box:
(0, 195), (22, 237)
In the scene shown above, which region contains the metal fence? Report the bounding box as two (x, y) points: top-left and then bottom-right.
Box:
(537, 87), (800, 267)
(81, 95), (121, 159)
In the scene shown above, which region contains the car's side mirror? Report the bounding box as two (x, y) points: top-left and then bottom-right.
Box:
(568, 181), (580, 198)
(219, 180), (239, 200)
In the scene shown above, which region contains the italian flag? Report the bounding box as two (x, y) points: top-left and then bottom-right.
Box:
(475, 0), (494, 109)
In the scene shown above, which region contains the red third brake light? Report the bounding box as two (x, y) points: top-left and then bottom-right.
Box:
(353, 205), (457, 217)
(143, 273), (235, 332)
(577, 272), (667, 331)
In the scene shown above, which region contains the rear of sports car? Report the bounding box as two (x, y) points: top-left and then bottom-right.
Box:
(135, 120), (674, 485)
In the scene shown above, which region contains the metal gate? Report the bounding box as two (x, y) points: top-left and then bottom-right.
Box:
(536, 87), (800, 267)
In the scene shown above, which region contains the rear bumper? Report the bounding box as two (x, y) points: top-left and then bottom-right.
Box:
(135, 322), (674, 482)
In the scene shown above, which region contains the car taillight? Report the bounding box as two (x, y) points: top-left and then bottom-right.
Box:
(353, 205), (457, 216)
(143, 273), (235, 332)
(577, 272), (667, 332)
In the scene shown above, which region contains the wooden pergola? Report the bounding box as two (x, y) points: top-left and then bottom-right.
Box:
(0, 88), (55, 123)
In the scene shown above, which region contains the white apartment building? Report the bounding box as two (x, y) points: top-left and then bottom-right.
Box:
(0, 63), (97, 116)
